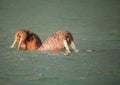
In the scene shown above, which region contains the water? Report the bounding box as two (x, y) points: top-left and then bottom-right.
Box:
(0, 0), (120, 85)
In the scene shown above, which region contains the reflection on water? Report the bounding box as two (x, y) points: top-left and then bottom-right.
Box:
(0, 0), (120, 85)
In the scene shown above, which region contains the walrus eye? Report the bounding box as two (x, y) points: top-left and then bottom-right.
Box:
(17, 34), (21, 38)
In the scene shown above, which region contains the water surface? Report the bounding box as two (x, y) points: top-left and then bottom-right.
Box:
(0, 0), (120, 85)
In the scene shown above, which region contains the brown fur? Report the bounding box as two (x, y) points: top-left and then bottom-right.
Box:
(11, 30), (78, 54)
(38, 30), (73, 51)
(11, 29), (42, 50)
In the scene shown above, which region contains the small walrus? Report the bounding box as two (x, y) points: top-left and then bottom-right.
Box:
(10, 29), (42, 50)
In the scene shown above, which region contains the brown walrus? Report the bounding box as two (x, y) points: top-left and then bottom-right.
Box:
(11, 30), (78, 55)
(38, 30), (79, 54)
(10, 29), (42, 50)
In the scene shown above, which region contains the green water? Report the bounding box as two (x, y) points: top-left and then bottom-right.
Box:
(0, 0), (120, 85)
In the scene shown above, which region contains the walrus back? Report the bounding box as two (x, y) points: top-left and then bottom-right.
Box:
(25, 32), (42, 50)
(38, 30), (73, 51)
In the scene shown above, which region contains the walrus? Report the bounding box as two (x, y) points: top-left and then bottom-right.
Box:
(11, 30), (78, 55)
(38, 30), (79, 54)
(10, 29), (42, 50)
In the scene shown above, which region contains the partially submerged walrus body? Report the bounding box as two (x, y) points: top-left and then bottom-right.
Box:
(11, 30), (78, 55)
(38, 30), (79, 54)
(10, 29), (42, 50)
